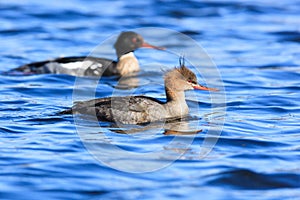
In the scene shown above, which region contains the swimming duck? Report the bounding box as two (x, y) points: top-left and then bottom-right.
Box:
(8, 31), (164, 76)
(61, 59), (218, 124)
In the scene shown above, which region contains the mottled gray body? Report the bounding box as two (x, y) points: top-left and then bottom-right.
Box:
(68, 96), (168, 124)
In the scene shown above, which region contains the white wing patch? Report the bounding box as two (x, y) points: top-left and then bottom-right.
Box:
(60, 61), (101, 70)
(44, 60), (103, 76)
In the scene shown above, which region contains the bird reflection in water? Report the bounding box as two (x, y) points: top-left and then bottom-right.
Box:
(110, 116), (202, 135)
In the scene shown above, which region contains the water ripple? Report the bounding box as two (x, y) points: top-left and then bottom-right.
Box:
(1, 0), (300, 199)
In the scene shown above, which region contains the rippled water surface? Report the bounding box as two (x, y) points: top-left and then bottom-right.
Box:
(1, 0), (300, 199)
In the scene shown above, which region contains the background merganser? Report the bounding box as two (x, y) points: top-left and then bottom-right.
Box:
(7, 31), (165, 76)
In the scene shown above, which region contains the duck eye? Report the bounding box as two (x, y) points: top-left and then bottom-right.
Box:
(188, 78), (196, 84)
(132, 37), (141, 43)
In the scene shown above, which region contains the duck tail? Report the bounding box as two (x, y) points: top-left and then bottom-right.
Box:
(58, 108), (73, 115)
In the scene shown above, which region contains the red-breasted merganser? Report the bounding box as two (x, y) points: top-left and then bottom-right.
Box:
(8, 31), (165, 76)
(61, 60), (218, 124)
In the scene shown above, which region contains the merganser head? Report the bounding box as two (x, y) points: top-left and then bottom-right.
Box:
(165, 58), (219, 92)
(114, 31), (165, 58)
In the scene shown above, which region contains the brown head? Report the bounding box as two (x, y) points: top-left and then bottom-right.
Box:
(114, 31), (165, 58)
(164, 59), (219, 93)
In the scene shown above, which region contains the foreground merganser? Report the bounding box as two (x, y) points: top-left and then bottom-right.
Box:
(7, 31), (164, 76)
(61, 60), (218, 124)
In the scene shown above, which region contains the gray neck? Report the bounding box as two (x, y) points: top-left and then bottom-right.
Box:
(164, 87), (189, 118)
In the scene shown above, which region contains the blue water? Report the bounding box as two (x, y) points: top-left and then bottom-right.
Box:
(1, 0), (300, 199)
